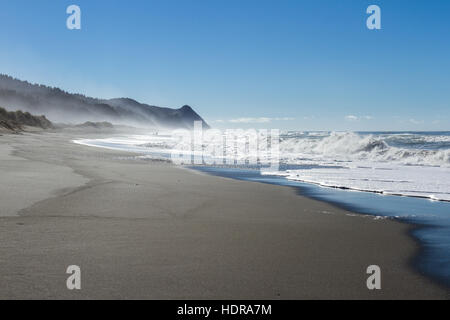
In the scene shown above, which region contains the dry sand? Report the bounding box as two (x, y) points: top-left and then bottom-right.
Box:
(0, 131), (448, 299)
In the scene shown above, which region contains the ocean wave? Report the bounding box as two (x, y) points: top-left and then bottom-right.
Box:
(279, 132), (450, 167)
(74, 131), (450, 202)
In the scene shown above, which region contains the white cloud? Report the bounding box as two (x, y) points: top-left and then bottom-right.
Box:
(274, 117), (295, 121)
(345, 115), (359, 121)
(228, 117), (294, 124)
(345, 115), (373, 121)
(229, 117), (271, 123)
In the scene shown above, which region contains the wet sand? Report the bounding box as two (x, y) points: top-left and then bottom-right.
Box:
(0, 131), (448, 299)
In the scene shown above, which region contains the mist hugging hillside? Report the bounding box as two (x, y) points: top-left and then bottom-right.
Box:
(0, 74), (209, 129)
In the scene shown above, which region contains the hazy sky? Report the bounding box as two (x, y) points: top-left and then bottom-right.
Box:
(0, 0), (449, 130)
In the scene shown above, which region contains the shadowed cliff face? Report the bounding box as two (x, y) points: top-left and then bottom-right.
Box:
(0, 106), (53, 132)
(0, 74), (210, 129)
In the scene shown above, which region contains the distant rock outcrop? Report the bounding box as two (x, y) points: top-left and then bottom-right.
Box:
(0, 106), (53, 132)
(0, 74), (209, 129)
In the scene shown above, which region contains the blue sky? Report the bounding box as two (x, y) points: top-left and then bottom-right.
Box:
(0, 0), (449, 130)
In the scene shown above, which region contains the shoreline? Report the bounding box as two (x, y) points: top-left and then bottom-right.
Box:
(0, 130), (448, 299)
(190, 165), (450, 289)
(278, 177), (450, 203)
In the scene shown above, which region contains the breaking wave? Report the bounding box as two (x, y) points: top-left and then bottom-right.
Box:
(279, 132), (450, 167)
(73, 131), (450, 201)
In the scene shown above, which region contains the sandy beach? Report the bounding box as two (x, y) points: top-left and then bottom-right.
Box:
(0, 130), (448, 299)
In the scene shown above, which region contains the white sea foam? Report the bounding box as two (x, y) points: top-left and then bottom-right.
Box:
(279, 132), (450, 167)
(272, 132), (450, 201)
(266, 163), (450, 201)
(73, 131), (450, 201)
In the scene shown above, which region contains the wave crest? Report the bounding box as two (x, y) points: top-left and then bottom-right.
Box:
(280, 132), (450, 166)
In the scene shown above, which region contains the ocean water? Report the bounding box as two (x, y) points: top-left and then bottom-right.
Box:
(74, 131), (450, 287)
(275, 131), (450, 201)
(74, 131), (450, 201)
